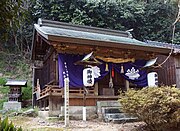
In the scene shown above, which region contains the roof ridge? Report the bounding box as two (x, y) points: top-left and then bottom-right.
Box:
(37, 18), (132, 38)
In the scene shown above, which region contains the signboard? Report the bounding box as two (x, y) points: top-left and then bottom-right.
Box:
(64, 78), (69, 127)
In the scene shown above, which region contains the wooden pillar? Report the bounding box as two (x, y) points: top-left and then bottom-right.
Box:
(52, 97), (56, 111)
(49, 96), (53, 112)
(94, 82), (98, 96)
(55, 54), (59, 83)
(56, 98), (61, 110)
(43, 100), (46, 111)
(174, 55), (180, 88)
(32, 64), (35, 108)
(39, 100), (42, 110)
(125, 80), (129, 91)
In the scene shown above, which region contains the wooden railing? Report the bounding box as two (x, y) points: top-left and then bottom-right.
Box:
(69, 88), (95, 96)
(34, 85), (95, 99)
(40, 85), (63, 97)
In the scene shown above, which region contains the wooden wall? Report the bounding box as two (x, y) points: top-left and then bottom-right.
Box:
(34, 52), (56, 89)
(156, 55), (176, 86)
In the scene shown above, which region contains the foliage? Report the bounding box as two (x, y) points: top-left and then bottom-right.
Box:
(0, 117), (22, 131)
(0, 0), (33, 57)
(22, 85), (32, 101)
(0, 0), (27, 39)
(0, 78), (8, 110)
(0, 52), (32, 103)
(0, 86), (8, 95)
(0, 98), (7, 110)
(32, 0), (180, 43)
(119, 86), (180, 131)
(0, 78), (6, 86)
(139, 1), (179, 42)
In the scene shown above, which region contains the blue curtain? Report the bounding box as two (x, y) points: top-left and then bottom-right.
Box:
(58, 53), (147, 88)
(114, 60), (148, 87)
(58, 53), (84, 88)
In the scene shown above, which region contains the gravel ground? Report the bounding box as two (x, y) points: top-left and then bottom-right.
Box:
(10, 116), (146, 131)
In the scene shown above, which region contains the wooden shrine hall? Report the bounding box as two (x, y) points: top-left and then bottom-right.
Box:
(31, 18), (180, 118)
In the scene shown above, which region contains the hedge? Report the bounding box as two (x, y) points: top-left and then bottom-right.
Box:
(119, 86), (180, 131)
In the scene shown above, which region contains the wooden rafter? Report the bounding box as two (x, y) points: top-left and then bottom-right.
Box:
(53, 42), (156, 60)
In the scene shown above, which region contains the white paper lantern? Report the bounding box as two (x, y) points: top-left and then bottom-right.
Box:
(147, 72), (158, 87)
(83, 67), (94, 87)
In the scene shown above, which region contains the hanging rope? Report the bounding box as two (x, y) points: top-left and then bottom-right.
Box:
(154, 2), (180, 68)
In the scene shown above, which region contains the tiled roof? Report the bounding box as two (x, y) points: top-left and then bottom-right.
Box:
(33, 18), (172, 54)
(145, 40), (180, 53)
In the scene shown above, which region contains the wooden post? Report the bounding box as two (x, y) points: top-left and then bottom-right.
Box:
(43, 100), (46, 111)
(39, 100), (42, 110)
(125, 80), (130, 91)
(83, 86), (87, 121)
(49, 96), (53, 112)
(55, 54), (59, 83)
(32, 64), (35, 108)
(174, 56), (180, 88)
(94, 82), (98, 96)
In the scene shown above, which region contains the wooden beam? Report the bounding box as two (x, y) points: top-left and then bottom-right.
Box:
(174, 55), (180, 88)
(48, 35), (171, 54)
(54, 42), (156, 60)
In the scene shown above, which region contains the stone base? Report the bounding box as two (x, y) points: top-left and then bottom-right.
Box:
(38, 106), (97, 120)
(3, 102), (21, 111)
(61, 106), (97, 120)
(38, 111), (49, 118)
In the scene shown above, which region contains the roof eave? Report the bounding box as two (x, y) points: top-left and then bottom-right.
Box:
(34, 24), (49, 40)
(47, 34), (171, 54)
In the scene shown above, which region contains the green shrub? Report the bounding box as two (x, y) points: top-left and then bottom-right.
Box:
(119, 86), (180, 131)
(0, 78), (6, 85)
(0, 117), (22, 131)
(0, 98), (8, 110)
(22, 85), (32, 100)
(0, 86), (9, 94)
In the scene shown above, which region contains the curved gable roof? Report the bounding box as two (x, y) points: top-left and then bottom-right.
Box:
(32, 18), (172, 60)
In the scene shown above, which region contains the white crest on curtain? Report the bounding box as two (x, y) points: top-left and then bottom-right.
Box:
(125, 67), (140, 80)
(91, 66), (101, 78)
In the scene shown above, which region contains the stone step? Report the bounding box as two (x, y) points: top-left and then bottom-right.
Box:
(104, 108), (121, 114)
(104, 113), (138, 123)
(105, 113), (130, 118)
(112, 117), (139, 124)
(102, 107), (138, 123)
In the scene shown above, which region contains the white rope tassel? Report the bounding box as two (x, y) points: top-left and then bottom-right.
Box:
(120, 65), (124, 73)
(109, 70), (113, 88)
(105, 63), (109, 71)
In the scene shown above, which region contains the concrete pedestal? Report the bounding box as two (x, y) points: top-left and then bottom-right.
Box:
(3, 102), (21, 111)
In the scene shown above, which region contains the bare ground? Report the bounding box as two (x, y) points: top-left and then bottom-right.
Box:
(10, 116), (146, 131)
